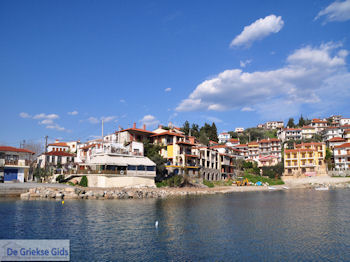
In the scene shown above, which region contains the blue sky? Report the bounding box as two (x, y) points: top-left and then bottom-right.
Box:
(1, 0), (350, 146)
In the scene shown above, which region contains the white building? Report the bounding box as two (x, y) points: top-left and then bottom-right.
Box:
(322, 127), (343, 141)
(264, 121), (284, 130)
(327, 137), (346, 149)
(334, 143), (350, 170)
(278, 128), (302, 142)
(301, 126), (316, 140)
(234, 127), (244, 133)
(0, 146), (34, 182)
(340, 118), (350, 126)
(218, 132), (231, 143)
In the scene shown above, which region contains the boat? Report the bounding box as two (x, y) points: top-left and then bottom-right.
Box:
(315, 187), (329, 191)
(268, 186), (277, 190)
(282, 186), (289, 190)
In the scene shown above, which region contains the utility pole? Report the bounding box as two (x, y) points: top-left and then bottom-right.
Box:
(45, 136), (48, 153)
(101, 119), (104, 140)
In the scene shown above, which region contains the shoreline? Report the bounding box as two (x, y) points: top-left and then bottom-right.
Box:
(1, 177), (350, 200)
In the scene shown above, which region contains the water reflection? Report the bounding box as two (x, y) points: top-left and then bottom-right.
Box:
(1, 189), (350, 261)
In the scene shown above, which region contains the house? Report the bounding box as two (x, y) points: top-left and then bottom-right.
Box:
(218, 132), (231, 143)
(327, 137), (346, 149)
(226, 138), (240, 147)
(192, 146), (221, 181)
(321, 127), (343, 141)
(343, 129), (350, 142)
(340, 118), (350, 126)
(264, 121), (284, 130)
(233, 144), (249, 159)
(0, 146), (34, 182)
(283, 142), (327, 178)
(301, 126), (316, 140)
(258, 138), (282, 161)
(77, 148), (156, 187)
(115, 123), (155, 144)
(47, 141), (70, 153)
(247, 142), (259, 161)
(151, 131), (200, 176)
(36, 151), (76, 174)
(278, 128), (302, 142)
(311, 118), (328, 132)
(333, 143), (350, 170)
(257, 155), (279, 168)
(234, 127), (244, 133)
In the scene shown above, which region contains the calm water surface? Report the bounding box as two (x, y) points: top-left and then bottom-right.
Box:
(1, 189), (350, 261)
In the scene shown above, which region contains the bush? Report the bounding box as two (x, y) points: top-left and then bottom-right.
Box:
(156, 175), (183, 187)
(56, 175), (64, 183)
(79, 176), (88, 187)
(203, 180), (214, 188)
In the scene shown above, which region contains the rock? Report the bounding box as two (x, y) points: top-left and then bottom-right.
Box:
(63, 193), (78, 199)
(64, 187), (75, 193)
(20, 192), (30, 199)
(55, 193), (63, 199)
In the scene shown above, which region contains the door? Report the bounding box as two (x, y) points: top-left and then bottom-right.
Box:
(4, 168), (18, 181)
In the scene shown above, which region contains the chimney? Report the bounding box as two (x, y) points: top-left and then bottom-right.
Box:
(143, 124), (146, 130)
(55, 139), (59, 143)
(133, 123), (136, 129)
(158, 124), (162, 129)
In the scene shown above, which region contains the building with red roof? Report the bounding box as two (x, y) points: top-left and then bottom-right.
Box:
(334, 143), (350, 170)
(0, 146), (35, 182)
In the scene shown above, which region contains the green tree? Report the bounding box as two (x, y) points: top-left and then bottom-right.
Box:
(143, 141), (167, 178)
(199, 132), (209, 145)
(181, 121), (190, 136)
(209, 122), (218, 142)
(298, 115), (305, 127)
(79, 176), (88, 187)
(287, 118), (295, 128)
(191, 124), (200, 138)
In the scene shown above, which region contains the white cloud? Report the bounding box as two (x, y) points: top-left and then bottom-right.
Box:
(40, 119), (54, 125)
(46, 124), (66, 131)
(120, 99), (126, 103)
(204, 116), (223, 123)
(176, 42), (350, 119)
(165, 88), (172, 92)
(68, 111), (78, 115)
(19, 112), (31, 118)
(88, 117), (100, 124)
(241, 107), (254, 112)
(33, 113), (59, 120)
(230, 15), (284, 48)
(101, 116), (117, 123)
(140, 115), (160, 127)
(240, 59), (252, 68)
(315, 0), (350, 23)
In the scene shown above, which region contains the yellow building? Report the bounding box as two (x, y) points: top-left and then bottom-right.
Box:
(283, 142), (327, 177)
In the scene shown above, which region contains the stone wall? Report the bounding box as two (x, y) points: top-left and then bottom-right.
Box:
(87, 175), (156, 188)
(329, 170), (350, 177)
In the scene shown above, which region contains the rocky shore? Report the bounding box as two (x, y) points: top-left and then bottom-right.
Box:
(12, 177), (350, 200)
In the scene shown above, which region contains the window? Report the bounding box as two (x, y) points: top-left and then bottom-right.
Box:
(146, 166), (155, 171)
(137, 165), (145, 171)
(128, 165), (137, 170)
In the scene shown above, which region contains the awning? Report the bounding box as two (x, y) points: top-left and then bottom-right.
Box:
(88, 154), (155, 166)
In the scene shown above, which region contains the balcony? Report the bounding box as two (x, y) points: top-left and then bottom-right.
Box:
(3, 159), (30, 167)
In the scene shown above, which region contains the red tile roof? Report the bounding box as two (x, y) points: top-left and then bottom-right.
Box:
(334, 143), (350, 149)
(0, 146), (35, 154)
(48, 142), (69, 147)
(117, 128), (155, 134)
(45, 151), (75, 157)
(328, 137), (346, 142)
(150, 131), (184, 137)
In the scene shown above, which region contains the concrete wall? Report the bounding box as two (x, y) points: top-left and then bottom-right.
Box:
(87, 175), (156, 188)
